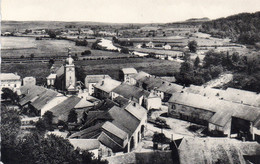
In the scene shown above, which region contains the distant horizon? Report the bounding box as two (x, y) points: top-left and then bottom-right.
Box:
(1, 11), (259, 24)
(2, 0), (260, 24)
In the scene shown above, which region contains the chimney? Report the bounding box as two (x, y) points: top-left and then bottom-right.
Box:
(133, 102), (136, 107)
(101, 80), (104, 86)
(27, 89), (29, 94)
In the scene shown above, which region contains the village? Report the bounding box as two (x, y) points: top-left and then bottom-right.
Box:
(2, 43), (260, 163)
(1, 0), (260, 163)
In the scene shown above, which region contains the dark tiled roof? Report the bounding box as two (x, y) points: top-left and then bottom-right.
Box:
(49, 96), (81, 123)
(109, 106), (140, 137)
(20, 86), (48, 106)
(112, 83), (150, 100)
(30, 89), (58, 110)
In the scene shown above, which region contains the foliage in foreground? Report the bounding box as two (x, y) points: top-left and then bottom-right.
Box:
(1, 105), (107, 164)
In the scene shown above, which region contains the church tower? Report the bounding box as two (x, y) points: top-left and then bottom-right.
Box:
(65, 48), (76, 93)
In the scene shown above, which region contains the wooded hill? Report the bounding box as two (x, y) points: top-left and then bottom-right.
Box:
(199, 11), (260, 45)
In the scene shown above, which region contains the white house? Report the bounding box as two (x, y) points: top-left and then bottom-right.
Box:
(0, 73), (22, 92)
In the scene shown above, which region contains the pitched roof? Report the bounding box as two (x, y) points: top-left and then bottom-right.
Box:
(156, 82), (183, 94)
(85, 75), (111, 84)
(121, 68), (138, 74)
(94, 78), (121, 93)
(112, 83), (150, 100)
(178, 137), (260, 164)
(124, 102), (147, 121)
(47, 73), (56, 79)
(113, 96), (130, 107)
(70, 123), (104, 139)
(19, 85), (47, 106)
(49, 96), (81, 122)
(69, 139), (100, 150)
(30, 89), (59, 110)
(98, 132), (124, 151)
(139, 76), (165, 90)
(169, 92), (260, 127)
(74, 98), (94, 109)
(1, 73), (20, 80)
(133, 71), (150, 81)
(109, 106), (140, 137)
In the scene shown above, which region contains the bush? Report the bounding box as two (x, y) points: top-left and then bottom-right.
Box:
(81, 50), (91, 56)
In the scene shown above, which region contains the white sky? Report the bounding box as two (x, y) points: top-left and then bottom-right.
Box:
(1, 0), (260, 23)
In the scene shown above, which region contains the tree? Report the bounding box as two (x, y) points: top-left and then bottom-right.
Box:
(194, 56), (201, 68)
(48, 30), (56, 38)
(188, 40), (198, 53)
(68, 109), (78, 123)
(120, 47), (129, 54)
(1, 88), (19, 104)
(81, 50), (92, 56)
(30, 54), (34, 59)
(1, 105), (21, 164)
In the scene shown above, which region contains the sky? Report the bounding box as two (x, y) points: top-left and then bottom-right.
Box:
(1, 0), (260, 23)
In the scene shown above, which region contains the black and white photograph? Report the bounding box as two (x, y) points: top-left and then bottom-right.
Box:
(1, 0), (260, 163)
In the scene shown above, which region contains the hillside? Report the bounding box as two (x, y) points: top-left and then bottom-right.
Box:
(185, 17), (210, 22)
(199, 11), (260, 45)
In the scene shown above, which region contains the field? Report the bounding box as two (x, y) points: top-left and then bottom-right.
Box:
(1, 36), (130, 58)
(1, 58), (180, 83)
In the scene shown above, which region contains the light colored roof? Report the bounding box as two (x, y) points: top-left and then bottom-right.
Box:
(85, 75), (111, 84)
(94, 78), (121, 93)
(112, 83), (150, 100)
(102, 121), (128, 141)
(121, 68), (138, 74)
(178, 137), (260, 164)
(124, 102), (147, 121)
(185, 85), (260, 107)
(169, 92), (260, 127)
(74, 99), (94, 109)
(223, 88), (260, 107)
(47, 73), (57, 79)
(69, 139), (100, 150)
(1, 73), (21, 80)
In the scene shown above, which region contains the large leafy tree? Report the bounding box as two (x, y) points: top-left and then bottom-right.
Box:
(1, 88), (19, 104)
(1, 105), (21, 163)
(188, 40), (198, 53)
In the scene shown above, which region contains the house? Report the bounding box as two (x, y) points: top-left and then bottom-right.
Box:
(184, 85), (260, 108)
(146, 41), (154, 48)
(20, 116), (40, 129)
(69, 139), (101, 158)
(28, 89), (60, 115)
(168, 92), (260, 141)
(23, 77), (36, 86)
(85, 75), (111, 95)
(19, 85), (48, 107)
(48, 96), (81, 123)
(70, 101), (147, 156)
(136, 44), (142, 49)
(163, 44), (171, 50)
(94, 78), (121, 99)
(119, 68), (138, 85)
(131, 71), (151, 86)
(111, 83), (161, 110)
(46, 73), (57, 87)
(137, 76), (183, 102)
(0, 73), (22, 92)
(111, 83), (149, 105)
(178, 137), (260, 164)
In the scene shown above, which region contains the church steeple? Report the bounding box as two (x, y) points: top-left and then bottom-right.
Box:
(65, 47), (76, 93)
